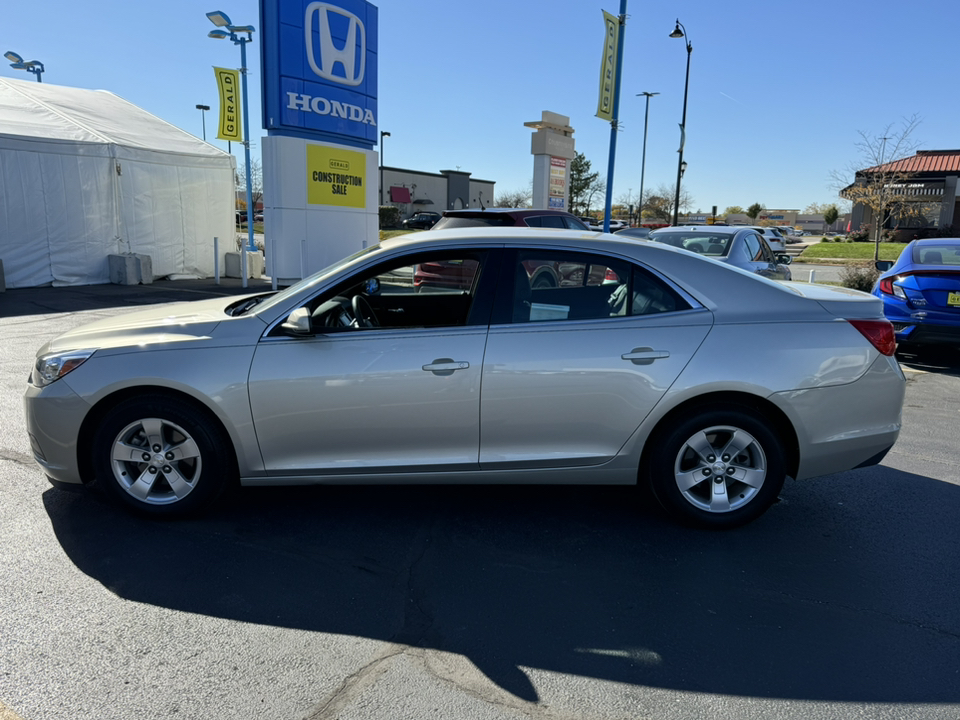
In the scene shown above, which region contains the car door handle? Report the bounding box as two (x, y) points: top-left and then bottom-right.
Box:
(621, 347), (670, 365)
(422, 358), (470, 376)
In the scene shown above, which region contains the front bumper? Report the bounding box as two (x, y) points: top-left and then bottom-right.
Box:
(23, 379), (91, 485)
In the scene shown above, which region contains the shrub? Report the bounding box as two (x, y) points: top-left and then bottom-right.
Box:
(379, 205), (401, 229)
(839, 264), (880, 293)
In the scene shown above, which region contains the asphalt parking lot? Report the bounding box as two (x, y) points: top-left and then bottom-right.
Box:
(1, 279), (959, 720)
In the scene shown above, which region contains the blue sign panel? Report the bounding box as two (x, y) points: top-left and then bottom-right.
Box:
(261, 0), (378, 148)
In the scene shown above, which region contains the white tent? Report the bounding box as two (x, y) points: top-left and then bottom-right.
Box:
(0, 77), (236, 287)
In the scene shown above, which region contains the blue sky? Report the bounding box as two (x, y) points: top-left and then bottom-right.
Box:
(4, 0), (958, 215)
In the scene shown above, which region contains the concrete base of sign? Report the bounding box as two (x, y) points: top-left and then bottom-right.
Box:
(225, 251), (264, 279)
(108, 254), (154, 285)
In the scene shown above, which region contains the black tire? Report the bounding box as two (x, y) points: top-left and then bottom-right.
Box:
(644, 405), (786, 529)
(91, 394), (235, 517)
(531, 273), (556, 289)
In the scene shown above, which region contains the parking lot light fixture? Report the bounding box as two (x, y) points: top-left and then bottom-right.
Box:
(206, 10), (256, 255)
(5, 50), (44, 82)
(670, 20), (692, 226)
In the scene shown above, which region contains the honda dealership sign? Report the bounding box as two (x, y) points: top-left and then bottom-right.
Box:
(260, 0), (378, 147)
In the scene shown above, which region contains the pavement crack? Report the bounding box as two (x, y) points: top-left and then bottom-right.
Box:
(300, 644), (406, 720)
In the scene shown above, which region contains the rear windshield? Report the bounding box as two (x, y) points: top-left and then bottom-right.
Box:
(432, 215), (514, 230)
(650, 231), (732, 257)
(913, 245), (960, 265)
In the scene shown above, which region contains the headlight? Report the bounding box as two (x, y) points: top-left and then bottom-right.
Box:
(31, 349), (97, 387)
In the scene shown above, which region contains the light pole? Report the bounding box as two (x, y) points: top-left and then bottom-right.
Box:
(636, 91), (658, 227)
(207, 10), (256, 254)
(196, 104), (210, 141)
(4, 51), (44, 82)
(380, 131), (391, 206)
(669, 20), (692, 226)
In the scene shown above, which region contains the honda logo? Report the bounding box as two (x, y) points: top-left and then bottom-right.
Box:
(305, 2), (366, 87)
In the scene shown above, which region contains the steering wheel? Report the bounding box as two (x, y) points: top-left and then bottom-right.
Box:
(351, 294), (380, 328)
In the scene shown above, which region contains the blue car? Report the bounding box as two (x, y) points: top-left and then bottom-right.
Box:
(873, 238), (960, 349)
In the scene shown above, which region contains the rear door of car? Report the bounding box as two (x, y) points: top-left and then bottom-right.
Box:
(478, 247), (712, 470)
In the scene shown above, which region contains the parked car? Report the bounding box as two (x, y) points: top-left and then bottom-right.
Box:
(584, 217), (626, 232)
(746, 226), (787, 253)
(432, 208), (589, 231)
(25, 228), (903, 529)
(873, 238), (960, 351)
(401, 211), (441, 230)
(615, 226), (652, 240)
(649, 226), (793, 280)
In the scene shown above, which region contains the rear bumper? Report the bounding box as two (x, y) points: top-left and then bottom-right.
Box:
(775, 353), (905, 480)
(894, 322), (960, 346)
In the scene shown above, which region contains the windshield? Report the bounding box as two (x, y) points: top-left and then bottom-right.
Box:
(432, 215), (514, 230)
(252, 244), (382, 315)
(650, 231), (732, 257)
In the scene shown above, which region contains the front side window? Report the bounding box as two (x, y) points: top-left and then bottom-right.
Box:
(286, 251), (487, 334)
(508, 250), (688, 323)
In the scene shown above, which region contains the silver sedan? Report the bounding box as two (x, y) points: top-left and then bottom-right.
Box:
(24, 229), (905, 528)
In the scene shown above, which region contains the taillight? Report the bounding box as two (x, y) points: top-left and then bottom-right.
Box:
(847, 318), (896, 356)
(604, 268), (620, 282)
(878, 274), (908, 299)
(877, 277), (895, 295)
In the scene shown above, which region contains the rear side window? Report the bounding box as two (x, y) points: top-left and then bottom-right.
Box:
(507, 250), (690, 323)
(525, 215), (566, 229)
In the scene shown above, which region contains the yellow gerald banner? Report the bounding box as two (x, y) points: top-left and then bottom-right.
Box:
(214, 67), (242, 142)
(596, 11), (619, 121)
(307, 145), (366, 208)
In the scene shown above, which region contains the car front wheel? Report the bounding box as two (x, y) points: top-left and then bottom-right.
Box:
(92, 395), (235, 517)
(645, 405), (786, 529)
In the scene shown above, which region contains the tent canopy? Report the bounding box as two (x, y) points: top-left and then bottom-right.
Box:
(0, 77), (236, 287)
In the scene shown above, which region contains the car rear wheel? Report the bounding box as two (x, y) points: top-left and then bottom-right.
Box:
(645, 405), (786, 529)
(92, 395), (235, 517)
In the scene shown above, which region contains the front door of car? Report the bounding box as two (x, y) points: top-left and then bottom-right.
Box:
(247, 250), (497, 476)
(478, 249), (713, 470)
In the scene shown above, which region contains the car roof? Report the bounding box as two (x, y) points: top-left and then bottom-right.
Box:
(442, 208), (578, 218)
(651, 225), (741, 235)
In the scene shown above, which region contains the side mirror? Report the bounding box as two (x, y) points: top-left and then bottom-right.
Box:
(281, 307), (313, 336)
(875, 260), (893, 272)
(777, 254), (793, 265)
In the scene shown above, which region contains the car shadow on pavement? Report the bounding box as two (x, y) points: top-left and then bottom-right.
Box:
(43, 466), (960, 706)
(896, 347), (960, 377)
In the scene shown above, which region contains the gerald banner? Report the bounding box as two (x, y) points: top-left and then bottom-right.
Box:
(214, 67), (242, 142)
(596, 10), (619, 121)
(307, 144), (366, 208)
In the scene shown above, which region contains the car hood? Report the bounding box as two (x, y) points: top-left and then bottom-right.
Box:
(37, 295), (249, 356)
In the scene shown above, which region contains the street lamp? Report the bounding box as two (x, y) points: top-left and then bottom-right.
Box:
(636, 91), (659, 226)
(196, 104), (210, 141)
(206, 10), (256, 254)
(4, 51), (44, 82)
(669, 19), (692, 226)
(380, 130), (391, 206)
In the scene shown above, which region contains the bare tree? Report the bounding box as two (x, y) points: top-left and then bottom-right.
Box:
(495, 186), (532, 208)
(832, 114), (922, 260)
(235, 158), (263, 213)
(643, 182), (693, 223)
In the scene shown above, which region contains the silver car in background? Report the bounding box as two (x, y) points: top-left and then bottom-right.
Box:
(24, 229), (904, 529)
(649, 225), (793, 280)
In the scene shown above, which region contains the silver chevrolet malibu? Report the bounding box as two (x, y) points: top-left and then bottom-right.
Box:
(24, 229), (906, 528)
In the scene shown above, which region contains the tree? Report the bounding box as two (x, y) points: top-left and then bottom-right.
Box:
(745, 203), (764, 222)
(568, 152), (604, 216)
(235, 158), (263, 213)
(832, 114), (922, 260)
(822, 204), (840, 228)
(495, 186), (532, 208)
(642, 183), (694, 223)
(724, 205), (744, 215)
